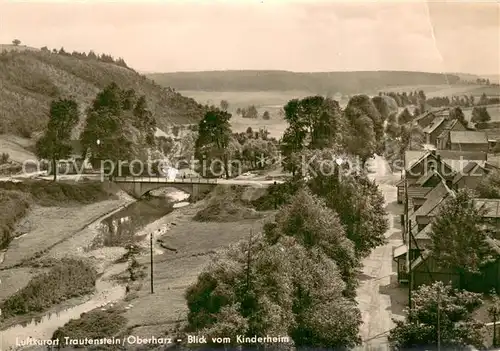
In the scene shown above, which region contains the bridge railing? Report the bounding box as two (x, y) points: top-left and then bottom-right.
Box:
(112, 176), (218, 184)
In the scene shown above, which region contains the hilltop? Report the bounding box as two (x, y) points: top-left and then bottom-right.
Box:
(147, 70), (467, 94)
(0, 46), (206, 138)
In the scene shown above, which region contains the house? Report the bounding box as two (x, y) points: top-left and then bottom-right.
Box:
(436, 119), (468, 149)
(396, 196), (500, 292)
(410, 238), (500, 294)
(397, 150), (456, 203)
(412, 108), (449, 129)
(393, 180), (454, 282)
(452, 162), (489, 191)
(474, 198), (500, 227)
(449, 131), (489, 153)
(422, 117), (447, 147)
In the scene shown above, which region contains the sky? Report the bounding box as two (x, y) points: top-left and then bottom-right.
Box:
(0, 0), (499, 75)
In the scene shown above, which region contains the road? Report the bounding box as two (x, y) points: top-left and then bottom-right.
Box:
(0, 173), (285, 186)
(355, 155), (406, 350)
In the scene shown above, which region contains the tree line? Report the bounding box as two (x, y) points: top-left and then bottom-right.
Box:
(39, 46), (131, 70)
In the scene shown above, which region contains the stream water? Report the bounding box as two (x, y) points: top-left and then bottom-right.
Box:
(0, 189), (189, 350)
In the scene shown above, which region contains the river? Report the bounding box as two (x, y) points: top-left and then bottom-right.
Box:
(0, 189), (189, 350)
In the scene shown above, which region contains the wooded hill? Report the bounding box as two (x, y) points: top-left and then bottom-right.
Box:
(147, 70), (462, 93)
(0, 48), (206, 138)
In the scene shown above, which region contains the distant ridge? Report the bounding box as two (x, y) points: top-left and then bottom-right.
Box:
(147, 70), (463, 94)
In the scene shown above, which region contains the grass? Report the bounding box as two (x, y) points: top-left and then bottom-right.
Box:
(0, 49), (206, 137)
(52, 308), (127, 345)
(0, 189), (31, 249)
(193, 185), (263, 222)
(123, 203), (275, 337)
(0, 180), (116, 206)
(0, 180), (123, 266)
(0, 258), (97, 320)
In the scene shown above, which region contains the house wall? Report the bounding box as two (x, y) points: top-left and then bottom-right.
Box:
(450, 142), (489, 153)
(456, 175), (484, 190)
(429, 123), (447, 146)
(412, 256), (460, 290)
(412, 256), (500, 293)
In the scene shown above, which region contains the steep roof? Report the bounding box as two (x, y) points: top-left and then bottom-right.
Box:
(450, 131), (488, 144)
(452, 162), (485, 184)
(409, 181), (451, 224)
(474, 199), (500, 218)
(423, 117), (446, 134)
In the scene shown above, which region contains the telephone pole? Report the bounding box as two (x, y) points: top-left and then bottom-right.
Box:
(408, 219), (412, 310)
(150, 231), (154, 294)
(437, 288), (441, 351)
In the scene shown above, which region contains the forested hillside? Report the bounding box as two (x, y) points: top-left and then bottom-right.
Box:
(0, 47), (206, 138)
(147, 70), (462, 93)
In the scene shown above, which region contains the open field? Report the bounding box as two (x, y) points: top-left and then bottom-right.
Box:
(0, 135), (36, 163)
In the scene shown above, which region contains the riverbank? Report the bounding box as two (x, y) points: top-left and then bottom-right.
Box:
(118, 200), (275, 338)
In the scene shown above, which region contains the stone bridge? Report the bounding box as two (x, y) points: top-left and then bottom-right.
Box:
(112, 176), (219, 200)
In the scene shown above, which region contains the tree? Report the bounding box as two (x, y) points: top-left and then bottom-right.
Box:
(399, 108), (413, 124)
(185, 230), (361, 349)
(388, 281), (485, 350)
(429, 189), (494, 275)
(305, 158), (388, 259)
(264, 188), (359, 297)
(477, 170), (500, 198)
(400, 123), (425, 151)
(471, 106), (491, 123)
(344, 95), (383, 161)
(80, 83), (134, 171)
(195, 108), (232, 178)
(449, 107), (467, 126)
(236, 107), (242, 115)
(133, 96), (156, 145)
(371, 95), (398, 121)
(280, 96), (343, 172)
(262, 110), (270, 120)
(246, 105), (258, 119)
(220, 100), (229, 111)
(35, 98), (80, 181)
(12, 39), (21, 46)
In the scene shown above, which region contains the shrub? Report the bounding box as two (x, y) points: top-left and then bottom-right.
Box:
(0, 189), (30, 249)
(0, 152), (9, 164)
(52, 308), (127, 345)
(0, 258), (97, 318)
(194, 185), (262, 222)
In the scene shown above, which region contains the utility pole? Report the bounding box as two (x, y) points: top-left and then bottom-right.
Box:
(494, 311), (497, 347)
(437, 288), (441, 351)
(150, 231), (154, 294)
(408, 219), (412, 310)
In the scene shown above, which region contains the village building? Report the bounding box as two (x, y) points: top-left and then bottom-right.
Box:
(422, 117), (447, 147)
(449, 131), (489, 153)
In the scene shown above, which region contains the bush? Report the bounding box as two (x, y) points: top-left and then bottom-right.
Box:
(252, 180), (301, 211)
(0, 152), (9, 164)
(0, 180), (115, 206)
(194, 185), (262, 222)
(52, 308), (127, 346)
(0, 189), (30, 249)
(0, 258), (97, 319)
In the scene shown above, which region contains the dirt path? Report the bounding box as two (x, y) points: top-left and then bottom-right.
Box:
(355, 155), (406, 350)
